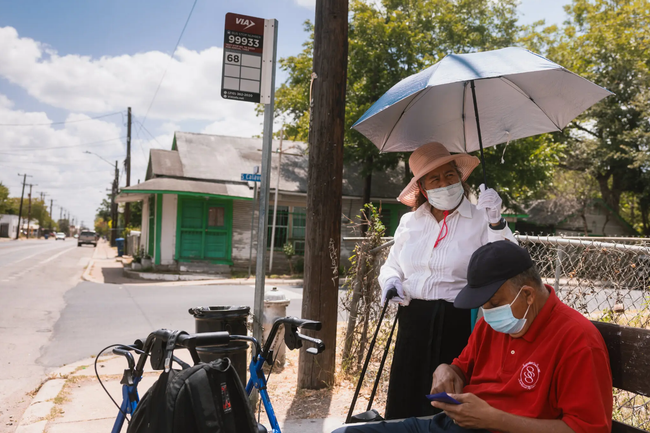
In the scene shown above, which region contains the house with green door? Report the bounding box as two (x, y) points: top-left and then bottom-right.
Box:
(117, 131), (409, 275)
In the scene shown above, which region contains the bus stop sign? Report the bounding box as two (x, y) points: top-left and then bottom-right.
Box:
(222, 13), (267, 103)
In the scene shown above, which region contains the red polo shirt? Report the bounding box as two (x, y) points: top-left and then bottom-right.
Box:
(452, 285), (612, 433)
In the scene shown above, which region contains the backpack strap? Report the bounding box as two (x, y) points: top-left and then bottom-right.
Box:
(164, 330), (188, 373)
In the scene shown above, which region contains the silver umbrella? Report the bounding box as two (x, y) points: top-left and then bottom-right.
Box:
(352, 47), (612, 184)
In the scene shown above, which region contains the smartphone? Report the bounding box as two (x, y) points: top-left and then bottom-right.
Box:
(425, 392), (461, 405)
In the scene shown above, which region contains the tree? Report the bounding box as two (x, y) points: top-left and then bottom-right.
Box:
(95, 217), (109, 237)
(58, 219), (70, 236)
(96, 196), (112, 221)
(540, 0), (650, 222)
(128, 201), (142, 228)
(0, 182), (9, 214)
(273, 0), (564, 211)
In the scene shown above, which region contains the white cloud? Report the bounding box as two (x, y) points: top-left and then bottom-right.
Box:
(0, 26), (271, 228)
(0, 26), (262, 128)
(0, 104), (126, 227)
(294, 0), (315, 8)
(0, 93), (13, 108)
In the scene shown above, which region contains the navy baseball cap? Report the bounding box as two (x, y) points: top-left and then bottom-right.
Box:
(454, 241), (534, 309)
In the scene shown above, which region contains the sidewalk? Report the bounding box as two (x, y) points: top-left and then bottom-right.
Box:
(16, 353), (345, 433)
(83, 240), (304, 287)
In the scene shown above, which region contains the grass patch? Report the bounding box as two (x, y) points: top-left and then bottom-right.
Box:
(46, 406), (65, 421)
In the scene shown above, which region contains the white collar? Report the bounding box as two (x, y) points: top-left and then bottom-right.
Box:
(415, 197), (472, 220)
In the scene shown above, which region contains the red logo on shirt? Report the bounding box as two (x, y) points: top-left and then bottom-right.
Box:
(519, 362), (540, 390)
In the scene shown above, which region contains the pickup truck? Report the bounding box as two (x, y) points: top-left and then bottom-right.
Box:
(78, 231), (97, 247)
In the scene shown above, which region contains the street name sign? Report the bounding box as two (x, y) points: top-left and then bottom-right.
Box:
(222, 13), (275, 103)
(241, 173), (262, 182)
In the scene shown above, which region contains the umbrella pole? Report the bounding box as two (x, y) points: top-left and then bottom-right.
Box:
(470, 80), (488, 187)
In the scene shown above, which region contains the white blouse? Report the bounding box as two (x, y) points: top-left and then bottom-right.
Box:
(378, 198), (517, 304)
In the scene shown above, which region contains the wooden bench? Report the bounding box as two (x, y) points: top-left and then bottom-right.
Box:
(592, 321), (650, 433)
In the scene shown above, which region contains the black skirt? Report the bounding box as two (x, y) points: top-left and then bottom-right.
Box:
(384, 299), (471, 420)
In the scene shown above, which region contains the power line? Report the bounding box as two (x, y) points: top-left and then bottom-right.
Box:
(137, 0), (198, 136)
(0, 137), (126, 154)
(132, 115), (163, 148)
(0, 112), (123, 127)
(130, 115), (148, 161)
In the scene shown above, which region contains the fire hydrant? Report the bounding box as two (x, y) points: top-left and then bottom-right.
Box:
(263, 287), (291, 365)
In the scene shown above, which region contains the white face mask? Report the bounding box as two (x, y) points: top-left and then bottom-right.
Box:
(425, 182), (464, 210)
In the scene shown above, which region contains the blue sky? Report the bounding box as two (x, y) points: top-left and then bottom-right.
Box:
(0, 0), (569, 228)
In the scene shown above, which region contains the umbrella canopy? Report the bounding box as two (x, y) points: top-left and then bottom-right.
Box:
(352, 47), (612, 154)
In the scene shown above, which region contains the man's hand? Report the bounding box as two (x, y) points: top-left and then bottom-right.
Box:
(430, 364), (464, 395)
(431, 393), (500, 430)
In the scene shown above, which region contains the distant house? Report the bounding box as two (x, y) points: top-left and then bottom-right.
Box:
(21, 219), (40, 238)
(117, 132), (409, 274)
(0, 214), (19, 239)
(516, 197), (637, 236)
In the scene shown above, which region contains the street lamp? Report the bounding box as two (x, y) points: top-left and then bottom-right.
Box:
(84, 150), (115, 168)
(84, 151), (120, 246)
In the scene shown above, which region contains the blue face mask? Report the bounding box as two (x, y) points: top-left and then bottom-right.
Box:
(482, 287), (531, 334)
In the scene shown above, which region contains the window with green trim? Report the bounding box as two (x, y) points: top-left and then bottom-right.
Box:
(267, 206), (306, 255)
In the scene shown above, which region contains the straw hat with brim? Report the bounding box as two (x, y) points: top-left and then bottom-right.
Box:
(398, 142), (480, 207)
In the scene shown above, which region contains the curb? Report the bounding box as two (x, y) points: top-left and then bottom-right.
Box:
(15, 378), (68, 433)
(80, 243), (103, 283)
(15, 356), (102, 433)
(122, 268), (304, 286)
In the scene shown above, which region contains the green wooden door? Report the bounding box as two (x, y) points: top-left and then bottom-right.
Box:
(177, 198), (232, 263)
(179, 199), (203, 259)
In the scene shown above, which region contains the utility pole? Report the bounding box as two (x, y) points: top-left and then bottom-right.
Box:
(59, 207), (63, 221)
(124, 107), (132, 228)
(111, 160), (119, 247)
(49, 199), (54, 231)
(298, 0), (348, 390)
(26, 184), (37, 239)
(16, 173), (32, 239)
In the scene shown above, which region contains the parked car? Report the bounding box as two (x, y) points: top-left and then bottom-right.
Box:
(78, 231), (97, 247)
(55, 232), (66, 241)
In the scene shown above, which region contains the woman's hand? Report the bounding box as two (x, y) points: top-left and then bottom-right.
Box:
(430, 364), (464, 395)
(381, 278), (404, 305)
(477, 184), (503, 225)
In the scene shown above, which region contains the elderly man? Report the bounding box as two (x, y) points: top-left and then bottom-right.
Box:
(334, 241), (612, 433)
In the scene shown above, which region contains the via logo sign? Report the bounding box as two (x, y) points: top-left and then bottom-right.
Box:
(236, 18), (255, 30)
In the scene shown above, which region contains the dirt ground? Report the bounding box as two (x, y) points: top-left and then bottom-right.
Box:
(257, 325), (390, 423)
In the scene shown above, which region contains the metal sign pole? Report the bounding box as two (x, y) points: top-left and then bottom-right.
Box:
(268, 128), (284, 273)
(253, 19), (278, 345)
(247, 179), (258, 279)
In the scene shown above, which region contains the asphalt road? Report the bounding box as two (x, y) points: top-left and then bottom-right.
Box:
(0, 238), (93, 430)
(38, 282), (308, 368)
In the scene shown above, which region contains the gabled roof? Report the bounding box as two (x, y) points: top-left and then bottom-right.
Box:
(171, 131), (405, 199)
(147, 149), (183, 179)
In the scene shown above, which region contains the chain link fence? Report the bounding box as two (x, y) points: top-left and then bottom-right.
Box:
(517, 235), (650, 429)
(342, 235), (650, 427)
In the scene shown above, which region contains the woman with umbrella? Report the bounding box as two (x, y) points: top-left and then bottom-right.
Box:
(353, 47), (611, 420)
(378, 141), (516, 419)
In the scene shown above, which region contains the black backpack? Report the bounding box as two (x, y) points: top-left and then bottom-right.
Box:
(127, 332), (257, 433)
